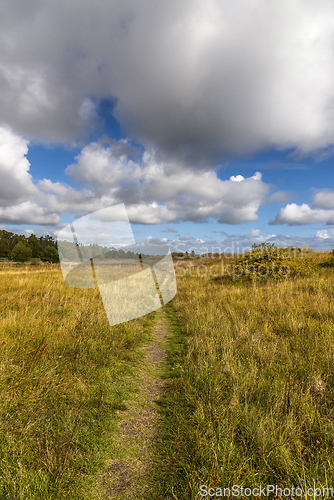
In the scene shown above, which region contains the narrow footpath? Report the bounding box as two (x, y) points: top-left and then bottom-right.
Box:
(99, 309), (171, 499)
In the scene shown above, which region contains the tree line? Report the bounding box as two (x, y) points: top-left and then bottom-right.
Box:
(0, 230), (159, 264)
(0, 230), (59, 262)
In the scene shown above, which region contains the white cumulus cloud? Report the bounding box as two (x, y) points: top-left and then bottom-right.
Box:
(311, 189), (334, 209)
(0, 127), (37, 206)
(270, 203), (334, 225)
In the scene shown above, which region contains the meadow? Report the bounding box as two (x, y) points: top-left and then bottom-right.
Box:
(151, 247), (334, 498)
(0, 261), (156, 499)
(1, 247), (334, 499)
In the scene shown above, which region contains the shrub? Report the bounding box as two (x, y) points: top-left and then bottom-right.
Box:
(328, 249), (334, 265)
(40, 246), (59, 263)
(320, 249), (334, 268)
(10, 242), (32, 262)
(235, 242), (316, 281)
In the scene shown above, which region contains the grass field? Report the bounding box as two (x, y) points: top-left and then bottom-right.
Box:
(151, 249), (334, 498)
(0, 261), (156, 499)
(1, 249), (334, 499)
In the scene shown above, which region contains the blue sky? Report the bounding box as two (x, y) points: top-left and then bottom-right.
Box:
(1, 0), (334, 253)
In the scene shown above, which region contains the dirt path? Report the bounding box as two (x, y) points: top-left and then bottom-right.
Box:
(99, 309), (170, 499)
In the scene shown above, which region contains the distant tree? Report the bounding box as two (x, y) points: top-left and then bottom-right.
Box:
(11, 241), (32, 262)
(109, 248), (119, 258)
(126, 250), (137, 259)
(117, 249), (126, 259)
(0, 230), (13, 258)
(12, 233), (26, 248)
(40, 245), (59, 263)
(27, 234), (43, 258)
(0, 230), (27, 258)
(57, 241), (79, 262)
(1, 230), (59, 260)
(39, 234), (57, 249)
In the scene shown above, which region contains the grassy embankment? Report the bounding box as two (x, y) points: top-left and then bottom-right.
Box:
(0, 261), (157, 499)
(150, 248), (334, 499)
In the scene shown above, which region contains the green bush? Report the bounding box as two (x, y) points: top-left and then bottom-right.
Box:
(320, 249), (334, 268)
(235, 242), (316, 281)
(10, 242), (32, 262)
(40, 246), (59, 263)
(327, 249), (334, 265)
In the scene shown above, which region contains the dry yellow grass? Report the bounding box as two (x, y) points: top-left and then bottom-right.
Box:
(0, 261), (156, 500)
(152, 250), (334, 498)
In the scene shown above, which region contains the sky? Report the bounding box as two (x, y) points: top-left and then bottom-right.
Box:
(0, 0), (334, 254)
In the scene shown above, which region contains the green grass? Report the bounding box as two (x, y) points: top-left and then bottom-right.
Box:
(0, 262), (156, 499)
(151, 251), (334, 498)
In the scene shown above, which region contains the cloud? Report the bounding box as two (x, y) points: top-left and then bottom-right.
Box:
(61, 143), (271, 224)
(178, 235), (195, 241)
(0, 201), (60, 225)
(139, 154), (269, 222)
(217, 205), (260, 225)
(230, 175), (245, 182)
(230, 172), (262, 182)
(163, 225), (178, 233)
(270, 188), (334, 226)
(66, 141), (142, 189)
(0, 127), (37, 206)
(316, 228), (334, 239)
(0, 129), (271, 225)
(170, 230), (334, 254)
(170, 228), (334, 254)
(269, 190), (295, 203)
(311, 188), (334, 209)
(249, 229), (261, 237)
(0, 127), (269, 226)
(125, 203), (177, 224)
(270, 203), (334, 225)
(0, 0), (334, 164)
